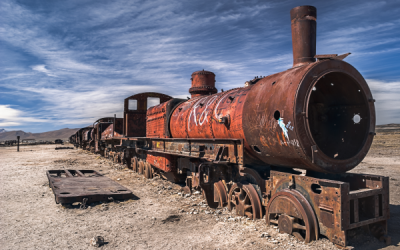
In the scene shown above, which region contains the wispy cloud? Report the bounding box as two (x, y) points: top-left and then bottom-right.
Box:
(0, 105), (48, 127)
(31, 64), (57, 77)
(366, 79), (400, 124)
(0, 0), (399, 132)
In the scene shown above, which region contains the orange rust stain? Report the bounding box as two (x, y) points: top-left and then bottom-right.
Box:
(281, 131), (287, 145)
(260, 136), (270, 148)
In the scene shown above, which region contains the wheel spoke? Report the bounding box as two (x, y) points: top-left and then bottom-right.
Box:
(265, 190), (318, 244)
(269, 219), (279, 225)
(244, 204), (252, 210)
(292, 231), (305, 241)
(245, 211), (253, 218)
(293, 223), (306, 230)
(244, 194), (250, 204)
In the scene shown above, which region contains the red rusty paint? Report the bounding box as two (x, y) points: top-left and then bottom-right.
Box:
(101, 123), (123, 139)
(170, 87), (249, 139)
(147, 101), (169, 138)
(169, 58), (375, 173)
(146, 152), (174, 172)
(123, 92), (172, 137)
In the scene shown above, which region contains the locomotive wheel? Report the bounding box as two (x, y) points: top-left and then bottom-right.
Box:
(266, 189), (318, 243)
(138, 161), (144, 175)
(228, 183), (262, 220)
(131, 157), (138, 172)
(214, 180), (228, 208)
(144, 162), (153, 179)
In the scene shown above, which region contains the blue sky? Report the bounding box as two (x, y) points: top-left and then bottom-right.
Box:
(1, 0), (399, 133)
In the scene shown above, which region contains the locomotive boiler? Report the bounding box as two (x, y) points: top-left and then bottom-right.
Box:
(74, 6), (390, 248)
(169, 6), (374, 174)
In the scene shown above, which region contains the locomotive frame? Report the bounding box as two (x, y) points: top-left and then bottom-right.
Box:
(69, 5), (391, 248)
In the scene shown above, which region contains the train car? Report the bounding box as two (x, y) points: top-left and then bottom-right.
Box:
(81, 127), (93, 150)
(87, 117), (114, 154)
(101, 92), (173, 164)
(68, 134), (76, 145)
(72, 126), (92, 149)
(70, 6), (390, 248)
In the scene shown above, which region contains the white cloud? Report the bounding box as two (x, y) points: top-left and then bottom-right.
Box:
(366, 79), (400, 124)
(31, 64), (57, 77)
(0, 105), (48, 127)
(0, 0), (398, 132)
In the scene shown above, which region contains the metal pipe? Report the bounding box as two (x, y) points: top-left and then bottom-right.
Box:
(17, 136), (20, 152)
(290, 6), (317, 67)
(113, 114), (116, 137)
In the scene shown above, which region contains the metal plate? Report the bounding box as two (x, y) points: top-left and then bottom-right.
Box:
(47, 170), (133, 204)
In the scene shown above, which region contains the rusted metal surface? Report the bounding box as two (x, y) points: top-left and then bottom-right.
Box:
(92, 117), (114, 153)
(147, 101), (169, 138)
(146, 152), (175, 172)
(65, 5), (389, 247)
(139, 138), (243, 165)
(146, 98), (185, 138)
(144, 161), (153, 179)
(228, 182), (262, 220)
(242, 59), (375, 173)
(170, 85), (249, 141)
(266, 188), (318, 243)
(47, 170), (133, 204)
(267, 170), (389, 247)
(189, 70), (217, 98)
(213, 180), (228, 208)
(123, 92), (172, 137)
(169, 59), (375, 173)
(291, 6), (316, 67)
(101, 122), (123, 140)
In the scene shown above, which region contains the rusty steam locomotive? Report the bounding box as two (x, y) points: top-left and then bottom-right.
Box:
(70, 6), (390, 248)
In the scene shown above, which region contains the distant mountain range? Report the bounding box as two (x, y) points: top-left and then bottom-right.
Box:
(0, 128), (79, 141)
(0, 129), (6, 133)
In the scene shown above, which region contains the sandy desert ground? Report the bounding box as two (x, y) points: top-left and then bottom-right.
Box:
(0, 128), (399, 250)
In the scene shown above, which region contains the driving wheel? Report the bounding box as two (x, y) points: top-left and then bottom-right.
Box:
(131, 157), (138, 172)
(266, 189), (318, 243)
(214, 180), (228, 208)
(138, 160), (144, 175)
(228, 182), (262, 219)
(144, 162), (153, 179)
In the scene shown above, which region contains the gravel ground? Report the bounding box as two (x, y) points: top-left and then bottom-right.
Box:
(0, 129), (399, 249)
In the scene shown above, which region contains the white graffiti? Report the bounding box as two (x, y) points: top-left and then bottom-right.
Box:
(285, 121), (294, 131)
(213, 94), (228, 120)
(188, 95), (219, 131)
(280, 139), (300, 147)
(277, 117), (289, 140)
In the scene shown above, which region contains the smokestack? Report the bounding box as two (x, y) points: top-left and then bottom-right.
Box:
(189, 70), (217, 98)
(290, 6), (317, 67)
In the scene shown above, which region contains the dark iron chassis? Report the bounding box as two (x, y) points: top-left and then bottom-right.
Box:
(98, 136), (390, 248)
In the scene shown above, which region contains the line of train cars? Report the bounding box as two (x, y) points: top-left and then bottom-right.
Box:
(69, 6), (390, 248)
